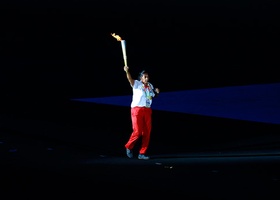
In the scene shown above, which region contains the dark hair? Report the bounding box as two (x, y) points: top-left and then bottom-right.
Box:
(138, 70), (148, 80)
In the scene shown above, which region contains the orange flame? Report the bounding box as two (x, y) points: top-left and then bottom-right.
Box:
(111, 33), (122, 41)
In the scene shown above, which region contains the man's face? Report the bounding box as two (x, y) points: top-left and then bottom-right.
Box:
(141, 73), (149, 84)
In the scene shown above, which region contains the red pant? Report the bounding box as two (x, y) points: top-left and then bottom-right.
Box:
(125, 107), (152, 154)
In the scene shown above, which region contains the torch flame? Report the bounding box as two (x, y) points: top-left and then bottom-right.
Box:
(111, 33), (122, 41)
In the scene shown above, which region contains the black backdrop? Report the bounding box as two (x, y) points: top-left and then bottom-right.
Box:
(1, 0), (279, 103)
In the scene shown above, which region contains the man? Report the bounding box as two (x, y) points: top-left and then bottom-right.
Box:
(123, 65), (160, 160)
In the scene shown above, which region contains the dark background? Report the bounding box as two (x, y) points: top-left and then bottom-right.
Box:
(0, 0), (278, 148)
(1, 0), (279, 103)
(1, 2), (280, 199)
(0, 0), (280, 147)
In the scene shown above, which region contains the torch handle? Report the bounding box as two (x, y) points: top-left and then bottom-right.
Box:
(121, 40), (127, 66)
(124, 58), (128, 66)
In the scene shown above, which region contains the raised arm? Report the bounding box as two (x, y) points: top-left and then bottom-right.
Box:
(124, 66), (135, 87)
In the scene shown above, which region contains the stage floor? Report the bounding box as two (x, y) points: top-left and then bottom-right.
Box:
(1, 128), (280, 200)
(1, 83), (280, 199)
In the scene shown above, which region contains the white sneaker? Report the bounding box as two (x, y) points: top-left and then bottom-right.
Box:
(126, 149), (133, 158)
(138, 154), (150, 160)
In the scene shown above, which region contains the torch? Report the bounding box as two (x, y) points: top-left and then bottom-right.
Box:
(111, 33), (127, 66)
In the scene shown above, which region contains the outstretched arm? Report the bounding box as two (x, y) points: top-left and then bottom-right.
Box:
(124, 66), (135, 87)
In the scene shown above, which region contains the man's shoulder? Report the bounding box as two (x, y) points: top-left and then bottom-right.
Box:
(134, 80), (141, 85)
